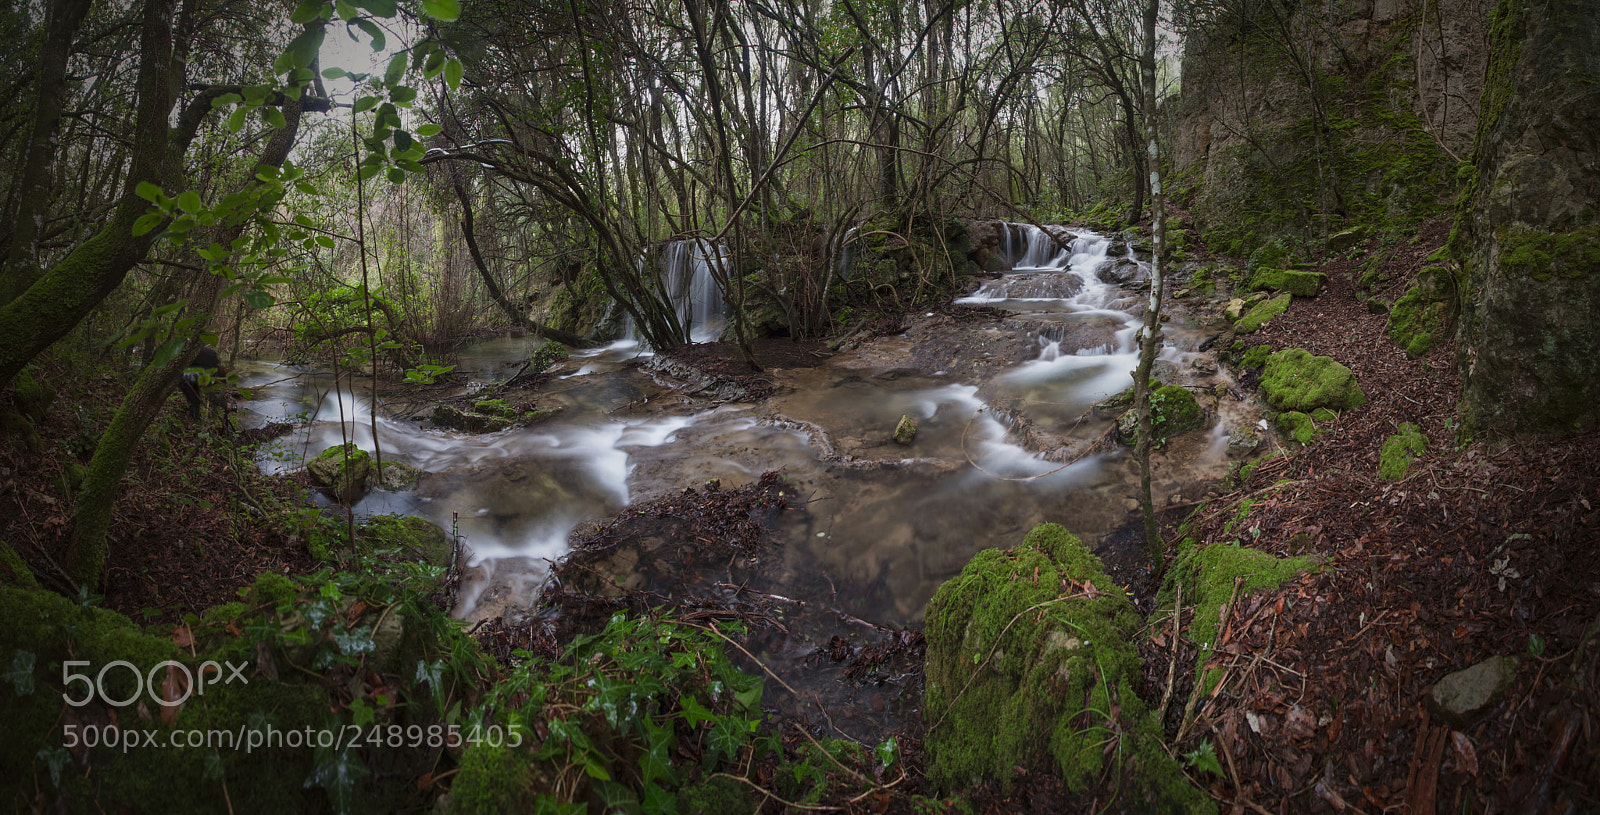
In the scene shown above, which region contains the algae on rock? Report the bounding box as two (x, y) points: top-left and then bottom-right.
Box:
(923, 524), (1213, 812)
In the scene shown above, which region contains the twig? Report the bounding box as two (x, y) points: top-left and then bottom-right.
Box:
(1157, 583), (1182, 723)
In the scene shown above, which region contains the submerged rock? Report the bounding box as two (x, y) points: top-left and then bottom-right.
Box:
(376, 461), (428, 491)
(1428, 656), (1518, 728)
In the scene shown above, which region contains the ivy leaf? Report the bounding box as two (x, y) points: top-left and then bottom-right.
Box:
(419, 0), (460, 21)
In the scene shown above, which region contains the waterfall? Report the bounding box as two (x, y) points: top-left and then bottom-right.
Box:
(622, 239), (729, 346)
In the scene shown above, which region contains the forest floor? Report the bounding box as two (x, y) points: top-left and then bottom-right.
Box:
(2, 218), (1595, 812)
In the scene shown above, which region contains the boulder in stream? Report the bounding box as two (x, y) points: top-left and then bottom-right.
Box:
(307, 442), (372, 504)
(892, 414), (917, 445)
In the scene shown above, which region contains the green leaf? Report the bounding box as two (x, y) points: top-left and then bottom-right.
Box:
(211, 92), (243, 110)
(389, 85), (417, 104)
(131, 213), (164, 236)
(334, 0), (357, 19)
(262, 106), (287, 129)
(151, 338), (186, 368)
(352, 95), (381, 114)
(1183, 740), (1224, 776)
(419, 0), (460, 21)
(423, 50), (447, 79)
(415, 123), (441, 137)
(287, 27), (325, 70)
(289, 0), (325, 24)
(315, 235), (336, 248)
(227, 106), (247, 133)
(176, 191), (202, 214)
(354, 0), (396, 17)
(383, 52), (406, 86)
(293, 213), (317, 228)
(242, 85), (271, 105)
(385, 167), (406, 184)
(243, 290), (275, 309)
(444, 58), (463, 90)
(393, 129), (412, 151)
(322, 66), (348, 79)
(296, 181), (320, 196)
(357, 164), (381, 180)
(135, 182), (164, 204)
(353, 18), (385, 51)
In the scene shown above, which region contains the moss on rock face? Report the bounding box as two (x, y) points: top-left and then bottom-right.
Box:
(1260, 348), (1366, 412)
(923, 524), (1212, 812)
(1379, 422), (1428, 480)
(528, 340), (569, 374)
(1249, 267), (1327, 296)
(1386, 265), (1453, 358)
(1497, 223), (1600, 281)
(1234, 292), (1292, 333)
(1240, 344), (1273, 370)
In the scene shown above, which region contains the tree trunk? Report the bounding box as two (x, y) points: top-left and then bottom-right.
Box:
(1131, 0), (1167, 564)
(67, 98), (305, 588)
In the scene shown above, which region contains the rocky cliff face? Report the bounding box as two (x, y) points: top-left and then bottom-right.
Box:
(1172, 0), (1492, 248)
(1454, 0), (1600, 434)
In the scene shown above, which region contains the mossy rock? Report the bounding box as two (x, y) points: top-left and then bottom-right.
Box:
(0, 541), (40, 589)
(375, 461), (427, 491)
(923, 524), (1212, 811)
(1260, 348), (1366, 412)
(1276, 411), (1317, 445)
(471, 398), (518, 420)
(1379, 423), (1428, 480)
(306, 442), (372, 504)
(1247, 238), (1292, 270)
(892, 414), (917, 445)
(0, 408), (42, 454)
(528, 340), (569, 374)
(1157, 539), (1319, 692)
(1496, 223), (1600, 282)
(1233, 292), (1292, 333)
(1328, 227), (1367, 253)
(1249, 267), (1327, 297)
(358, 515), (454, 571)
(1118, 385), (1205, 445)
(12, 369), (56, 424)
(1386, 279), (1451, 359)
(432, 404), (512, 433)
(1091, 385), (1138, 415)
(1240, 344), (1272, 370)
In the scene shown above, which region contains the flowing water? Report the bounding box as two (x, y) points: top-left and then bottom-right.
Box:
(239, 224), (1243, 628)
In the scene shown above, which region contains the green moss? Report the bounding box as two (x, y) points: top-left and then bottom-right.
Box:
(1379, 422), (1428, 480)
(1249, 267), (1327, 297)
(1233, 292), (1291, 333)
(357, 515), (453, 572)
(306, 442), (372, 503)
(1260, 348), (1366, 412)
(1190, 266), (1215, 295)
(247, 572), (297, 607)
(1240, 345), (1272, 370)
(1386, 267), (1453, 358)
(679, 774), (758, 814)
(1276, 411), (1317, 445)
(528, 340), (569, 373)
(1152, 385), (1204, 440)
(1497, 224), (1600, 281)
(1157, 540), (1319, 691)
(923, 525), (1212, 811)
(1310, 407), (1338, 422)
(1248, 239), (1292, 271)
(0, 408), (42, 453)
(451, 744), (538, 813)
(0, 541), (39, 589)
(12, 369), (56, 424)
(471, 398), (516, 419)
(893, 414), (917, 445)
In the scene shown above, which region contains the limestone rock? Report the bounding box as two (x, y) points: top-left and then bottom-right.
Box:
(1226, 425), (1260, 457)
(1225, 298), (1247, 321)
(1428, 656), (1518, 728)
(307, 443), (372, 504)
(1327, 228), (1367, 253)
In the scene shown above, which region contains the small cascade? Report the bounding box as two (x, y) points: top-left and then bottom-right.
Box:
(621, 239), (727, 346)
(955, 223), (1119, 310)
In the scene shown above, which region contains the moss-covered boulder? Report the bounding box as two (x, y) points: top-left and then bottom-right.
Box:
(1117, 385), (1205, 444)
(357, 515), (454, 572)
(433, 402), (563, 433)
(375, 461), (427, 491)
(1249, 267), (1327, 297)
(528, 340), (569, 374)
(306, 442), (372, 503)
(923, 524), (1212, 811)
(1260, 348), (1366, 412)
(1233, 292), (1291, 333)
(1276, 410), (1317, 445)
(1379, 422), (1428, 480)
(1386, 266), (1453, 358)
(0, 408), (42, 453)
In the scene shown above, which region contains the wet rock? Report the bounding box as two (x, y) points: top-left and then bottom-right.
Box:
(1116, 385), (1204, 444)
(893, 414), (917, 445)
(1190, 356), (1218, 375)
(307, 442), (372, 504)
(432, 404), (512, 433)
(1428, 656), (1518, 728)
(1092, 387), (1136, 416)
(376, 461), (427, 491)
(1098, 257), (1148, 285)
(1227, 425), (1260, 457)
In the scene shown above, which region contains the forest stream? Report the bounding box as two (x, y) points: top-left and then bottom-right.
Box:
(230, 225), (1264, 741)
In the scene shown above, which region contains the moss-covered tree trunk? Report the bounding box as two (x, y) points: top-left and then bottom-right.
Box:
(66, 100), (306, 588)
(1454, 0), (1600, 435)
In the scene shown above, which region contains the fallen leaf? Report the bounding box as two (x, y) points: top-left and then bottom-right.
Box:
(1449, 731), (1478, 776)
